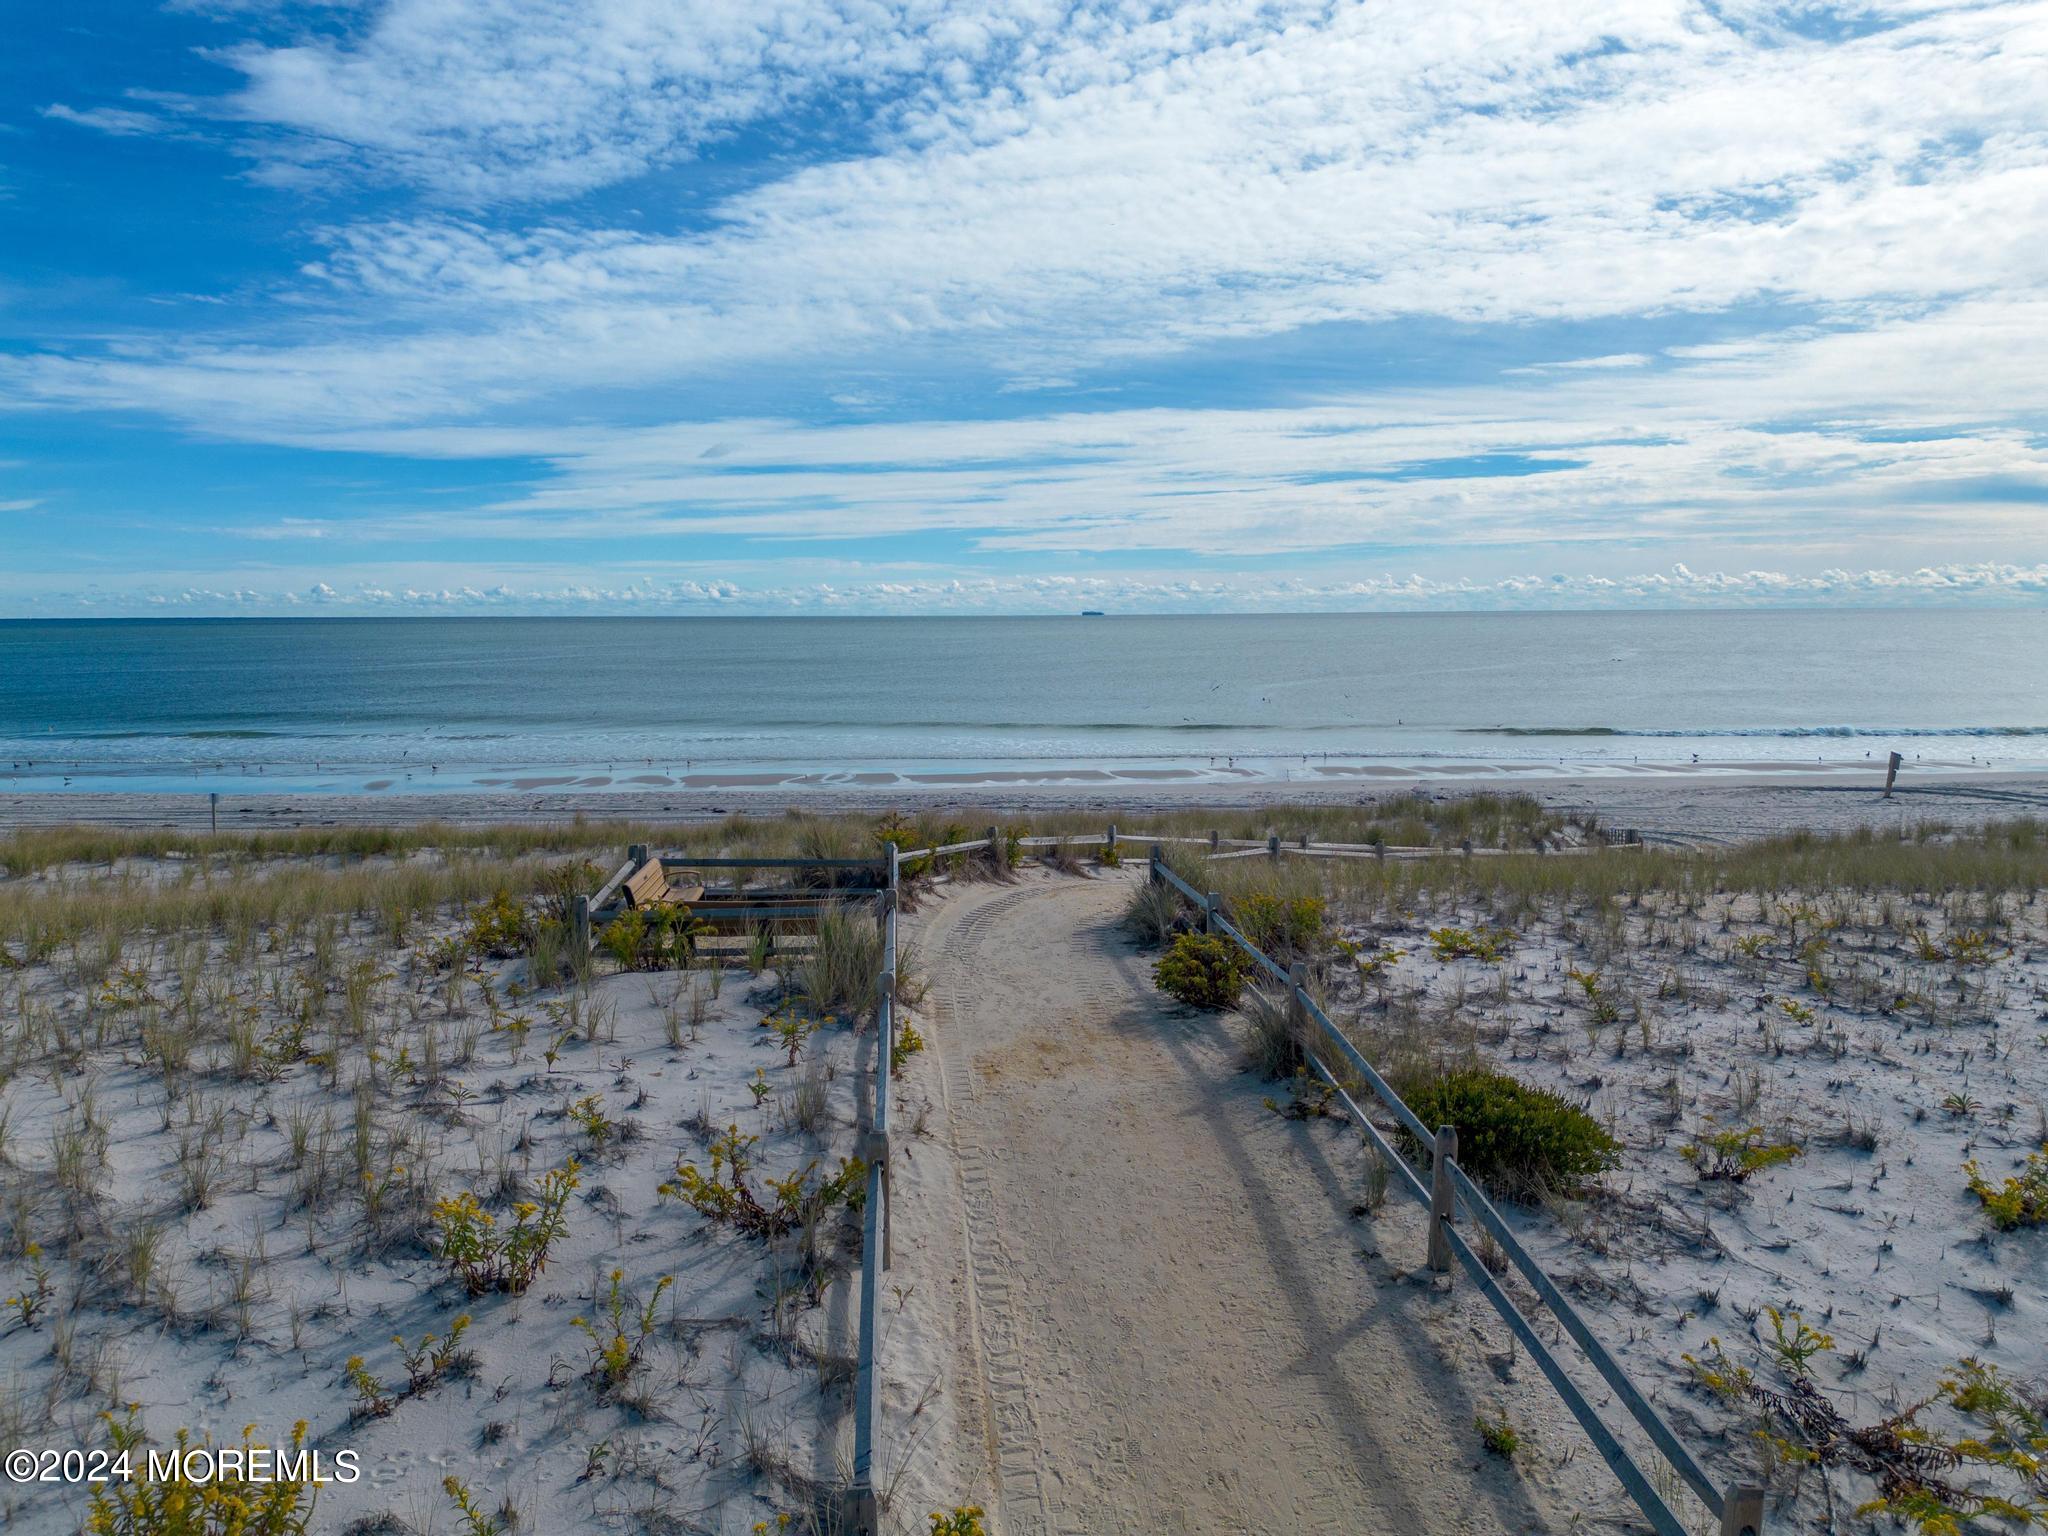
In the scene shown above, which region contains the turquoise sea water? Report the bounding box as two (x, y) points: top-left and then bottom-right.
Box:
(1, 611), (2043, 794)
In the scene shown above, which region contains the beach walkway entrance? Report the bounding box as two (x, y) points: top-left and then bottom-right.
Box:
(910, 872), (1557, 1536)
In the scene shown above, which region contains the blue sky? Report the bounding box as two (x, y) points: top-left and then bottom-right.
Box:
(2, 0), (2046, 615)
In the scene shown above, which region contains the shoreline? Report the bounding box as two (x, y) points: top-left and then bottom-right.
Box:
(6, 769), (2048, 845)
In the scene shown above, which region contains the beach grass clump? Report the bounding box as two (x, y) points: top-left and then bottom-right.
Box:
(1963, 1146), (2048, 1230)
(1398, 1066), (1620, 1199)
(798, 904), (882, 1019)
(1153, 933), (1247, 1011)
(1120, 880), (1182, 946)
(1238, 986), (1306, 1077)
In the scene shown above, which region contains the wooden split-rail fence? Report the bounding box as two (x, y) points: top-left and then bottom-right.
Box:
(566, 826), (1747, 1536)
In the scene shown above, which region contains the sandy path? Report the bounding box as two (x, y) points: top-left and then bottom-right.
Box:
(906, 871), (1560, 1536)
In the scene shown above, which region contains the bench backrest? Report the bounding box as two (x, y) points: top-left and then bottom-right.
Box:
(623, 858), (670, 909)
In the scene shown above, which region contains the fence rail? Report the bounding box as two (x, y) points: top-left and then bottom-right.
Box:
(850, 843), (898, 1534)
(1146, 848), (1765, 1536)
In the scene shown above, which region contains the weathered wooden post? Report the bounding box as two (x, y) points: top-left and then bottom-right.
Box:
(1267, 832), (1281, 860)
(1720, 1483), (1765, 1536)
(628, 842), (648, 870)
(984, 826), (1000, 869)
(1205, 891), (1223, 935)
(1105, 822), (1118, 859)
(1374, 840), (1386, 863)
(1883, 751), (1903, 798)
(1287, 962), (1309, 1061)
(1427, 1125), (1458, 1273)
(1298, 831), (1310, 850)
(1208, 829), (1219, 852)
(1149, 845), (1164, 885)
(571, 894), (592, 955)
(209, 792), (219, 833)
(1460, 837), (1473, 858)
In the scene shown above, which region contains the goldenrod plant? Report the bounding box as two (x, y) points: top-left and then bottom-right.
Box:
(572, 1269), (674, 1392)
(1964, 1146), (2048, 1230)
(429, 1160), (581, 1294)
(85, 1417), (321, 1536)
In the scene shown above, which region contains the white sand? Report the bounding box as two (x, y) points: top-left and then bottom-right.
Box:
(0, 912), (880, 1533)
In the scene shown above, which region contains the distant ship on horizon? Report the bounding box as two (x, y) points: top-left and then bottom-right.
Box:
(1079, 609), (1106, 617)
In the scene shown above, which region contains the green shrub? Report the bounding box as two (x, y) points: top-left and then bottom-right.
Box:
(1400, 1067), (1619, 1198)
(1153, 933), (1246, 1010)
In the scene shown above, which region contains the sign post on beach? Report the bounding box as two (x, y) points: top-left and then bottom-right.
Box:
(209, 791), (218, 832)
(1884, 751), (1903, 797)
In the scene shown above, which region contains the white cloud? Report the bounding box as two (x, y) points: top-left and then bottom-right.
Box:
(41, 103), (173, 136)
(11, 0), (2048, 436)
(8, 560), (2046, 615)
(5, 0), (2048, 604)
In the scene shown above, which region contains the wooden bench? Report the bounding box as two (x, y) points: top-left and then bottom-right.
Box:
(621, 859), (704, 909)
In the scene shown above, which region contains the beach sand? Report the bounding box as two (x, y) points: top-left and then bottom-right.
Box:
(5, 768), (2047, 845)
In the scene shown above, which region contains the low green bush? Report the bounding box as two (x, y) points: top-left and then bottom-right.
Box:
(1399, 1066), (1619, 1199)
(1153, 933), (1246, 1010)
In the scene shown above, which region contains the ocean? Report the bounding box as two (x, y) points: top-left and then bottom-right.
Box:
(1, 611), (2043, 795)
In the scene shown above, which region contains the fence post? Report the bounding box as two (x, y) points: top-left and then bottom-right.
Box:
(1209, 830), (1219, 852)
(1204, 892), (1222, 935)
(984, 826), (1000, 870)
(1148, 845), (1163, 884)
(1267, 832), (1281, 861)
(1428, 1125), (1458, 1273)
(1374, 841), (1386, 863)
(1287, 962), (1308, 1057)
(209, 791), (219, 833)
(1106, 822), (1118, 858)
(571, 894), (592, 955)
(1720, 1484), (1765, 1536)
(1460, 837), (1473, 858)
(628, 842), (648, 869)
(1299, 832), (1310, 850)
